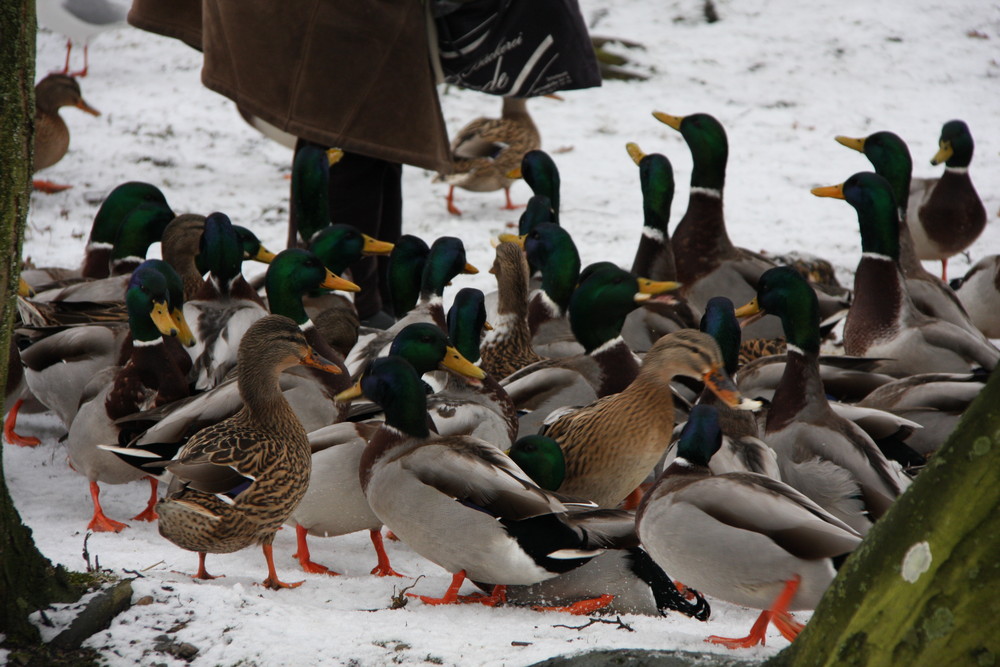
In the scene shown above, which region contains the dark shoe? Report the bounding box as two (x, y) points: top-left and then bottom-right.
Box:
(360, 310), (395, 330)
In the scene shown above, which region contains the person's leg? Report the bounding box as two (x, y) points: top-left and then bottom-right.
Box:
(328, 152), (401, 323)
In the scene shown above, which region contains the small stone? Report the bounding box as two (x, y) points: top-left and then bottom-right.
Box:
(135, 596), (155, 606)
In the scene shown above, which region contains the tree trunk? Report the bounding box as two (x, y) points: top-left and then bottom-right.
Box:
(0, 0), (83, 646)
(766, 369), (1000, 665)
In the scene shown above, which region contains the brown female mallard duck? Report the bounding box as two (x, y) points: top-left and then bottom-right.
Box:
(155, 315), (342, 588)
(479, 241), (542, 379)
(539, 329), (760, 508)
(440, 96), (541, 216)
(32, 73), (100, 194)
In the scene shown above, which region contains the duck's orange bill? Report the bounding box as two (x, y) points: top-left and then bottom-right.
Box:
(497, 233), (525, 247)
(301, 348), (342, 374)
(930, 142), (953, 166)
(77, 99), (101, 116)
(702, 366), (761, 411)
(637, 278), (682, 295)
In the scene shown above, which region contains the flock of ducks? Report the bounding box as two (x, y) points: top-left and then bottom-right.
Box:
(11, 101), (997, 650)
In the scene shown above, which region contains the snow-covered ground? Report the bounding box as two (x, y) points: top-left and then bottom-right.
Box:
(6, 0), (999, 664)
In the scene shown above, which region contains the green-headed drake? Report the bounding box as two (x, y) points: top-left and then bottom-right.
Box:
(511, 149), (561, 225)
(344, 355), (635, 609)
(32, 201), (177, 303)
(64, 261), (194, 532)
(499, 222), (581, 358)
(834, 130), (981, 337)
(637, 403), (862, 649)
(908, 120), (987, 281)
(653, 111), (847, 339)
(621, 143), (697, 353)
(290, 321), (486, 578)
(344, 236), (478, 376)
(813, 172), (998, 375)
(183, 212), (269, 390)
(289, 142), (342, 246)
(736, 266), (912, 534)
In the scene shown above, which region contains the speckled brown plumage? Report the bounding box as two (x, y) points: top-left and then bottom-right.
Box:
(157, 316), (334, 584)
(542, 330), (743, 508)
(480, 242), (542, 379)
(160, 214), (208, 300)
(738, 337), (786, 366)
(442, 97), (541, 197)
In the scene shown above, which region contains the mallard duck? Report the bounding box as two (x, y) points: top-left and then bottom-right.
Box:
(621, 143), (697, 353)
(440, 97), (541, 216)
(498, 222), (581, 358)
(155, 315), (342, 588)
(907, 120), (987, 281)
(952, 255), (1000, 338)
(511, 149), (561, 224)
(479, 241), (543, 379)
(32, 203), (177, 302)
(63, 261), (193, 532)
(32, 73), (100, 193)
(112, 248), (359, 462)
(856, 372), (985, 460)
(536, 329), (759, 508)
(342, 355), (636, 609)
(438, 288), (518, 447)
(22, 181), (174, 285)
(652, 112), (848, 339)
(4, 279), (44, 447)
(183, 213), (269, 390)
(344, 236), (478, 376)
(384, 234), (430, 321)
(289, 141), (343, 246)
(812, 172), (998, 376)
(304, 223), (395, 320)
(834, 131), (981, 337)
(501, 263), (680, 436)
(637, 404), (862, 649)
(290, 321), (486, 577)
(504, 436), (711, 620)
(19, 258), (194, 433)
(735, 266), (912, 534)
(37, 0), (127, 76)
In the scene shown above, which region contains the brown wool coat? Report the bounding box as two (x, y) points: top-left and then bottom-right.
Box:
(128, 0), (451, 172)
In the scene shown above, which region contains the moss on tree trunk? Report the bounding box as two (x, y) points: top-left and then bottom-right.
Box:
(767, 369), (1000, 666)
(0, 0), (87, 647)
